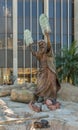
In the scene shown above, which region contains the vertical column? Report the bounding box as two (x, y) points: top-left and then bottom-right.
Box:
(44, 0), (49, 17)
(54, 0), (56, 54)
(37, 0), (39, 69)
(74, 0), (78, 51)
(13, 0), (18, 83)
(30, 0), (32, 82)
(61, 0), (63, 52)
(44, 0), (49, 42)
(23, 0), (25, 82)
(68, 0), (69, 49)
(5, 0), (7, 82)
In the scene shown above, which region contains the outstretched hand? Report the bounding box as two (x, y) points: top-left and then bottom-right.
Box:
(44, 31), (49, 37)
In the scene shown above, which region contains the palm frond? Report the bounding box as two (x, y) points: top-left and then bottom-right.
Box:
(56, 41), (78, 85)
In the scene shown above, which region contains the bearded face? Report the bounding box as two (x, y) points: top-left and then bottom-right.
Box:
(38, 40), (47, 53)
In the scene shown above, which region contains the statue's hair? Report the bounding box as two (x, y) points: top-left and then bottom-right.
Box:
(38, 40), (46, 47)
(38, 40), (45, 43)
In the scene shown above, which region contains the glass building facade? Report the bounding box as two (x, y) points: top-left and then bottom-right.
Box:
(0, 0), (74, 84)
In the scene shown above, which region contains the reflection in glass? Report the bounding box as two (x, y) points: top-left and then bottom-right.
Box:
(63, 35), (68, 48)
(49, 0), (54, 18)
(0, 0), (74, 84)
(25, 0), (30, 29)
(18, 0), (23, 18)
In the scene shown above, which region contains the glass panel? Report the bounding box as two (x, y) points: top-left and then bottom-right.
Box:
(0, 0), (13, 84)
(7, 0), (13, 86)
(17, 68), (37, 84)
(32, 0), (37, 37)
(0, 1), (5, 35)
(7, 50), (13, 67)
(50, 34), (54, 43)
(7, 17), (13, 33)
(69, 0), (73, 36)
(72, 35), (74, 42)
(63, 35), (68, 48)
(25, 0), (30, 16)
(32, 0), (37, 17)
(0, 34), (5, 49)
(69, 18), (72, 35)
(63, 19), (68, 34)
(7, 0), (12, 17)
(18, 48), (23, 67)
(18, 0), (23, 18)
(39, 0), (44, 15)
(63, 0), (68, 35)
(0, 68), (13, 85)
(0, 18), (5, 34)
(49, 18), (54, 34)
(56, 44), (61, 56)
(18, 18), (23, 34)
(49, 0), (54, 18)
(56, 35), (61, 44)
(17, 0), (23, 83)
(56, 0), (61, 35)
(32, 0), (37, 68)
(0, 0), (5, 17)
(63, 0), (68, 18)
(39, 34), (43, 40)
(56, 35), (61, 55)
(18, 0), (23, 37)
(69, 0), (72, 18)
(56, 19), (61, 34)
(56, 0), (61, 18)
(25, 0), (30, 29)
(18, 34), (23, 47)
(69, 35), (72, 47)
(7, 36), (13, 49)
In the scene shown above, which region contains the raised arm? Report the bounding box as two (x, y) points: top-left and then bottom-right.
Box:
(29, 44), (41, 60)
(45, 32), (51, 51)
(29, 44), (36, 56)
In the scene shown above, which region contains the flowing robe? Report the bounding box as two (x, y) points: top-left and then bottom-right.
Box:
(32, 43), (61, 100)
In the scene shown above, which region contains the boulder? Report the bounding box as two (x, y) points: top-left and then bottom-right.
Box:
(58, 83), (78, 102)
(11, 89), (35, 103)
(0, 82), (36, 97)
(0, 84), (23, 97)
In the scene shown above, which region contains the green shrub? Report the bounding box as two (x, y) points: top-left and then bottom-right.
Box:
(56, 41), (78, 85)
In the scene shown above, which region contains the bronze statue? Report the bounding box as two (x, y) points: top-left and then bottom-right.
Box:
(29, 32), (61, 111)
(25, 14), (61, 111)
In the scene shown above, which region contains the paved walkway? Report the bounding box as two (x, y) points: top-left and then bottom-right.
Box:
(0, 96), (78, 130)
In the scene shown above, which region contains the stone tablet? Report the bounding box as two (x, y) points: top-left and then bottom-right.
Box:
(24, 29), (33, 46)
(39, 13), (51, 35)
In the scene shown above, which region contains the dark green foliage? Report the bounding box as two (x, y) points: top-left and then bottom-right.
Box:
(56, 41), (78, 85)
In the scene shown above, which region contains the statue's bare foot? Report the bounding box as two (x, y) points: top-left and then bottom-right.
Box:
(48, 102), (60, 110)
(45, 99), (61, 110)
(45, 99), (53, 106)
(55, 102), (61, 109)
(47, 104), (56, 110)
(29, 101), (42, 112)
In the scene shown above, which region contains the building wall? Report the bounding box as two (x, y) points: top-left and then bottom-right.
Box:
(74, 0), (78, 49)
(0, 0), (75, 84)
